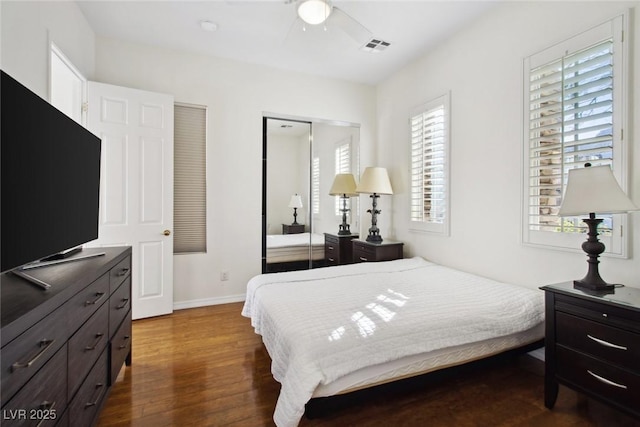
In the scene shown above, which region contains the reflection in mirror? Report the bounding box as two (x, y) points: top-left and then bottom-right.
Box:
(262, 117), (360, 273)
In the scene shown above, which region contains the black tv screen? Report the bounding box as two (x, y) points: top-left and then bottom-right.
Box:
(1, 70), (101, 272)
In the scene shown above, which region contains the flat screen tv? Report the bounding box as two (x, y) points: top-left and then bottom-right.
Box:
(1, 70), (102, 273)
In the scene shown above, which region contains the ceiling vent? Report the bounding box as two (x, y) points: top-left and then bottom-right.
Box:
(360, 38), (391, 53)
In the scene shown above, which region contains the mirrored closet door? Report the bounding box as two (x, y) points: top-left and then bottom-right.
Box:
(262, 116), (360, 273)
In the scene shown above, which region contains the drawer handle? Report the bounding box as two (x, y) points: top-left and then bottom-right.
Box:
(85, 292), (106, 306)
(85, 333), (105, 351)
(118, 335), (131, 349)
(11, 339), (55, 371)
(587, 370), (628, 389)
(359, 257), (368, 261)
(35, 401), (56, 427)
(116, 267), (130, 277)
(328, 246), (334, 250)
(116, 298), (130, 310)
(85, 383), (106, 407)
(587, 334), (628, 351)
(328, 258), (335, 262)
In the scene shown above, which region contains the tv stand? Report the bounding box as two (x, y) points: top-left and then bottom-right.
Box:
(15, 250), (107, 290)
(40, 246), (82, 262)
(1, 246), (132, 426)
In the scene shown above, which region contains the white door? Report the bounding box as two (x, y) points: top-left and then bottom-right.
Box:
(87, 81), (174, 320)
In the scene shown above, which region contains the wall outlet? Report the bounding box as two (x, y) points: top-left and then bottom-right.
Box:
(220, 271), (229, 281)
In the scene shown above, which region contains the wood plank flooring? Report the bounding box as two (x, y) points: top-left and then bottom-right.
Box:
(97, 303), (640, 427)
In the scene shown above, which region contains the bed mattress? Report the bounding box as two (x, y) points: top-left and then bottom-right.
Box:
(266, 232), (325, 263)
(242, 257), (545, 427)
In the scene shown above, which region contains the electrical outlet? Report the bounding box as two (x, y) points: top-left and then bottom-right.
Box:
(220, 271), (229, 281)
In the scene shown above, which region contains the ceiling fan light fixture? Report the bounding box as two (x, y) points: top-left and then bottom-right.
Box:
(298, 0), (332, 25)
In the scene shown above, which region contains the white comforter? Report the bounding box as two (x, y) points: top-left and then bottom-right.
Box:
(241, 257), (544, 427)
(266, 232), (324, 248)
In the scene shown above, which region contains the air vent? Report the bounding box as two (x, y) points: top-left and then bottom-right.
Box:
(361, 38), (391, 53)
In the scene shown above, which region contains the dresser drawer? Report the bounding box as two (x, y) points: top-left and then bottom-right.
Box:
(68, 302), (109, 399)
(110, 314), (132, 385)
(1, 346), (67, 426)
(68, 349), (108, 427)
(556, 312), (639, 370)
(67, 273), (110, 333)
(353, 242), (376, 262)
(556, 346), (640, 414)
(109, 255), (131, 295)
(325, 242), (340, 265)
(556, 294), (640, 333)
(1, 306), (68, 406)
(109, 277), (131, 339)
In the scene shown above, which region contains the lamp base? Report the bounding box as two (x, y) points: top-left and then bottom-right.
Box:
(337, 224), (351, 235)
(366, 233), (382, 243)
(573, 279), (615, 292)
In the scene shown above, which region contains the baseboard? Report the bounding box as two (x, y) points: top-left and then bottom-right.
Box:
(173, 294), (246, 311)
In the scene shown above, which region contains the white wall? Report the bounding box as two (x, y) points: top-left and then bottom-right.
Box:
(93, 37), (377, 306)
(377, 1), (640, 289)
(0, 1), (95, 99)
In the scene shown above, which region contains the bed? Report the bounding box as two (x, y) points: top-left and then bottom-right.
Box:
(265, 232), (325, 271)
(242, 257), (545, 427)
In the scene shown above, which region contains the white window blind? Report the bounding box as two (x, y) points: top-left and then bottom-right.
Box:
(174, 103), (207, 254)
(409, 93), (449, 234)
(312, 156), (320, 215)
(334, 140), (351, 215)
(523, 16), (628, 255)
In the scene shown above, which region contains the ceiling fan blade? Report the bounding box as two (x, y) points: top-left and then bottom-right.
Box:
(330, 7), (373, 46)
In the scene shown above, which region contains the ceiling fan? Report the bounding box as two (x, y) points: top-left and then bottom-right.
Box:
(285, 0), (391, 52)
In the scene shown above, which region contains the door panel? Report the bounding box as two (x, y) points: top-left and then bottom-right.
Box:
(88, 81), (174, 319)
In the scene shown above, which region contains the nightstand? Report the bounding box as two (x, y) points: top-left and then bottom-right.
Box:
(540, 282), (640, 420)
(324, 233), (358, 266)
(282, 223), (304, 234)
(352, 239), (403, 263)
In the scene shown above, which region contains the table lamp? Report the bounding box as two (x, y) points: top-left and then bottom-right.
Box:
(329, 173), (358, 235)
(356, 167), (393, 243)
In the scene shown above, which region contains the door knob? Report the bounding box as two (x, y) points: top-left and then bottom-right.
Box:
(163, 230), (171, 236)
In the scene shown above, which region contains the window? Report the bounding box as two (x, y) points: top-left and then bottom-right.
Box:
(334, 139), (351, 215)
(409, 93), (450, 235)
(523, 16), (628, 255)
(312, 156), (320, 215)
(174, 103), (207, 254)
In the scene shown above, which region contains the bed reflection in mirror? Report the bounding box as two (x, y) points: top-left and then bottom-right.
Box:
(263, 116), (360, 273)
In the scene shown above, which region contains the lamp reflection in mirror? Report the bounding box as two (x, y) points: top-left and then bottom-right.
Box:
(558, 163), (638, 292)
(356, 167), (393, 243)
(288, 194), (303, 225)
(329, 173), (358, 235)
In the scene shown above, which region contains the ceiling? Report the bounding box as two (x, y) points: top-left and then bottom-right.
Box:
(77, 1), (496, 85)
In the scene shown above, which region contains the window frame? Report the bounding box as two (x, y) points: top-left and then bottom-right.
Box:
(521, 15), (629, 257)
(408, 92), (451, 236)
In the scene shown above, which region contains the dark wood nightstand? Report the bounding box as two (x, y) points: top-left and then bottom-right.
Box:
(282, 223), (305, 234)
(540, 282), (640, 420)
(352, 239), (403, 263)
(324, 233), (358, 266)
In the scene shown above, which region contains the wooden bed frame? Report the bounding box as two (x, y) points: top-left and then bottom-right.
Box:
(304, 339), (544, 418)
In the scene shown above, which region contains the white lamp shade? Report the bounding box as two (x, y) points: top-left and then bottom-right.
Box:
(356, 167), (393, 195)
(558, 165), (638, 216)
(297, 0), (332, 25)
(288, 194), (304, 208)
(329, 173), (358, 196)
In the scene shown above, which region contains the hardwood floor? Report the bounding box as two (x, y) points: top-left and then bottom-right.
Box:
(97, 303), (640, 427)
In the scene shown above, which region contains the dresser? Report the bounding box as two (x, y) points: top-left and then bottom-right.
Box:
(352, 239), (403, 263)
(1, 247), (132, 426)
(540, 282), (640, 420)
(324, 233), (358, 266)
(282, 223), (305, 234)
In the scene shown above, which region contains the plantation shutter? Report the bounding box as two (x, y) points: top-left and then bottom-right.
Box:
(312, 157), (320, 215)
(174, 104), (207, 253)
(410, 99), (447, 226)
(334, 141), (351, 215)
(527, 39), (614, 234)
